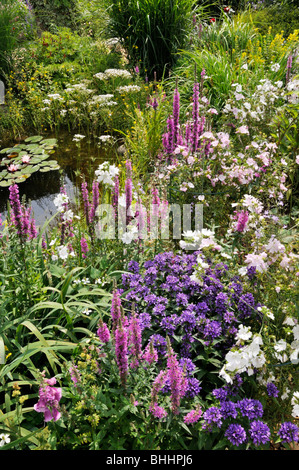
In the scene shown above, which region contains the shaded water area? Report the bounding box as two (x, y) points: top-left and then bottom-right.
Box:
(0, 130), (118, 227)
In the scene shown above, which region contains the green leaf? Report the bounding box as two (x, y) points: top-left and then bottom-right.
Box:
(24, 135), (44, 143)
(41, 139), (57, 146)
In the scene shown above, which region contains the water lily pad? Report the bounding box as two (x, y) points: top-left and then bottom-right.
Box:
(0, 180), (12, 187)
(25, 144), (40, 151)
(39, 167), (52, 172)
(14, 177), (28, 183)
(40, 138), (57, 146)
(30, 157), (44, 164)
(25, 135), (44, 143)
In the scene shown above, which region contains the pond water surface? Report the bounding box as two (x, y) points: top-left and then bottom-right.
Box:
(0, 130), (117, 227)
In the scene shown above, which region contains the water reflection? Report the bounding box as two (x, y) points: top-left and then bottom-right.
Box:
(0, 131), (117, 227)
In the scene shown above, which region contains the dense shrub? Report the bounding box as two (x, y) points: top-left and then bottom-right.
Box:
(108, 0), (198, 79)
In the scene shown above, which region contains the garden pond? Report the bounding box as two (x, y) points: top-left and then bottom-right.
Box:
(0, 130), (116, 226)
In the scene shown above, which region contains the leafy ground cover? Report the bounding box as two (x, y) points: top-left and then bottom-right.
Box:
(0, 0), (298, 451)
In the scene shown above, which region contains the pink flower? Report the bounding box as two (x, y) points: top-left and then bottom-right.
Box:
(142, 341), (158, 366)
(97, 319), (110, 343)
(184, 406), (202, 425)
(166, 343), (187, 415)
(8, 163), (19, 172)
(34, 377), (62, 422)
(111, 287), (122, 333)
(21, 155), (31, 164)
(235, 210), (249, 232)
(236, 125), (249, 135)
(127, 311), (142, 367)
(115, 320), (129, 387)
(149, 402), (168, 419)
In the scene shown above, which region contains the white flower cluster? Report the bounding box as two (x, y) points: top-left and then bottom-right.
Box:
(286, 77), (299, 103)
(53, 193), (69, 212)
(224, 78), (285, 124)
(180, 229), (221, 252)
(219, 325), (266, 383)
(95, 161), (119, 186)
(94, 68), (132, 80)
(64, 81), (95, 95)
(89, 94), (117, 107)
(73, 134), (85, 142)
(98, 134), (114, 143)
(116, 85), (141, 93)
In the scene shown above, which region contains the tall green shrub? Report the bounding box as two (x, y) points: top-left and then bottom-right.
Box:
(108, 0), (198, 79)
(0, 0), (25, 79)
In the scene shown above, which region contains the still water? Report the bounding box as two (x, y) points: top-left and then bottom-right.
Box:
(0, 131), (117, 227)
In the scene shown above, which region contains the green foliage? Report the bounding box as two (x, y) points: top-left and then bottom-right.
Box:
(248, 2), (299, 37)
(0, 0), (31, 79)
(108, 0), (198, 79)
(29, 0), (78, 31)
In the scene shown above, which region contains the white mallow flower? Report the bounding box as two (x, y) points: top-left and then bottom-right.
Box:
(265, 237), (285, 254)
(274, 339), (287, 353)
(290, 339), (299, 364)
(283, 316), (296, 326)
(121, 225), (138, 244)
(62, 210), (73, 223)
(292, 404), (299, 418)
(57, 245), (69, 260)
(236, 325), (252, 342)
(219, 334), (265, 382)
(293, 325), (299, 341)
(0, 434), (10, 447)
(53, 193), (69, 212)
(245, 252), (268, 273)
(197, 256), (210, 270)
(95, 162), (119, 187)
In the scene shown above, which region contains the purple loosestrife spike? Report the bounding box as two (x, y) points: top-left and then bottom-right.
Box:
(236, 210), (249, 233)
(80, 237), (89, 258)
(149, 370), (168, 419)
(89, 180), (99, 223)
(69, 364), (81, 388)
(125, 160), (133, 226)
(167, 116), (175, 154)
(115, 319), (129, 388)
(112, 175), (119, 210)
(21, 206), (30, 239)
(150, 97), (158, 110)
(149, 402), (168, 419)
(97, 318), (111, 343)
(173, 85), (180, 146)
(9, 183), (23, 238)
(81, 181), (90, 226)
(166, 339), (187, 415)
(184, 405), (202, 425)
(191, 82), (200, 152)
(142, 341), (158, 366)
(151, 370), (168, 404)
(111, 284), (122, 334)
(128, 309), (142, 368)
